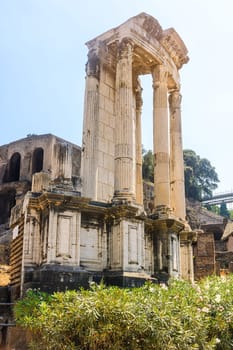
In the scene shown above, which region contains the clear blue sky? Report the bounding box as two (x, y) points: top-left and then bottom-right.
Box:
(1, 0), (233, 192)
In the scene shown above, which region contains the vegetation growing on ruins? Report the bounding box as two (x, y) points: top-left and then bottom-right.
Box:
(183, 149), (219, 201)
(205, 203), (232, 219)
(142, 149), (154, 183)
(142, 148), (219, 201)
(15, 275), (233, 350)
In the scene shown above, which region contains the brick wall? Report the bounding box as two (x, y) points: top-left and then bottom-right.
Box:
(193, 232), (215, 280)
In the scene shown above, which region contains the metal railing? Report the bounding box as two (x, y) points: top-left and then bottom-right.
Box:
(202, 191), (233, 205)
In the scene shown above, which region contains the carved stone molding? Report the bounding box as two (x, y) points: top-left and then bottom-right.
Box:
(152, 65), (168, 89)
(180, 230), (197, 243)
(117, 38), (134, 60)
(160, 28), (189, 69)
(141, 13), (163, 39)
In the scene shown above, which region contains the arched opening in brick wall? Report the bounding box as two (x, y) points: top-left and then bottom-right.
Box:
(32, 148), (44, 175)
(3, 152), (21, 183)
(9, 153), (21, 181)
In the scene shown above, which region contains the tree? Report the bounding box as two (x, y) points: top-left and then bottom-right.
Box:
(142, 149), (154, 182)
(183, 149), (219, 201)
(142, 148), (219, 202)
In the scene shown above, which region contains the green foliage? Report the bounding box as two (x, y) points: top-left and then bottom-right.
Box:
(229, 210), (233, 220)
(205, 203), (230, 218)
(142, 149), (154, 182)
(219, 203), (230, 218)
(15, 276), (233, 350)
(142, 148), (219, 202)
(205, 204), (220, 215)
(205, 203), (230, 220)
(184, 149), (219, 201)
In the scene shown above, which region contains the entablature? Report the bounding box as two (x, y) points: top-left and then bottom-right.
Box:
(85, 12), (188, 88)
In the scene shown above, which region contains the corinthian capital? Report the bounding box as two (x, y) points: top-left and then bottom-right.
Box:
(118, 38), (133, 60)
(152, 65), (168, 89)
(86, 48), (100, 78)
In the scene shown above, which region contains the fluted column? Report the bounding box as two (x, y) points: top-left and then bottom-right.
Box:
(135, 78), (143, 205)
(152, 65), (170, 209)
(169, 90), (186, 220)
(81, 50), (100, 199)
(113, 40), (135, 202)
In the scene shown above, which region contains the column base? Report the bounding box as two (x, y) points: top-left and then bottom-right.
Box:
(112, 191), (135, 205)
(14, 265), (157, 298)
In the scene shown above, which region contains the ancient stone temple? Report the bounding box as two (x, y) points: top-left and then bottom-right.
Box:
(5, 13), (194, 299)
(81, 12), (194, 281)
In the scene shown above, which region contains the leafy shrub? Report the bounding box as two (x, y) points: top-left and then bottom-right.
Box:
(15, 276), (233, 350)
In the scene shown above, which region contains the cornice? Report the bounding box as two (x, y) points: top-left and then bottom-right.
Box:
(107, 204), (140, 221)
(180, 230), (197, 242)
(160, 28), (189, 69)
(28, 192), (91, 212)
(85, 12), (188, 77)
(27, 192), (148, 222)
(145, 217), (185, 234)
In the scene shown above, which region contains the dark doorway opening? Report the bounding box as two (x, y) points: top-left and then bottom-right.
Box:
(32, 148), (44, 175)
(3, 153), (21, 183)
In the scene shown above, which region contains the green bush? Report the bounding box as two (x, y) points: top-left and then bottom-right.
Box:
(14, 276), (233, 350)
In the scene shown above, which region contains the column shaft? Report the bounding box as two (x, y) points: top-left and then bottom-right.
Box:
(169, 90), (186, 220)
(152, 65), (170, 209)
(81, 52), (99, 199)
(114, 40), (135, 202)
(135, 79), (143, 205)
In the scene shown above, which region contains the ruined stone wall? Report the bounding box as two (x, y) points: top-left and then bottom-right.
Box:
(215, 240), (226, 252)
(0, 134), (81, 187)
(0, 134), (82, 224)
(193, 232), (215, 280)
(0, 134), (51, 183)
(0, 132), (82, 296)
(0, 145), (8, 184)
(216, 251), (233, 270)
